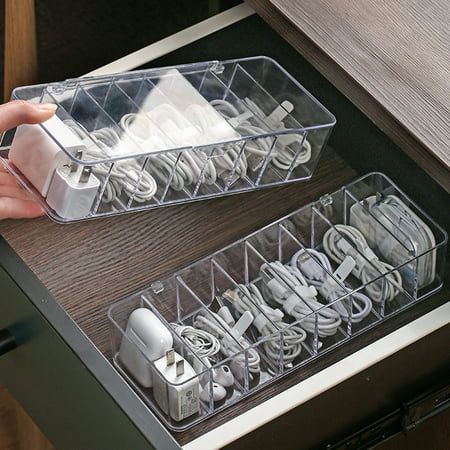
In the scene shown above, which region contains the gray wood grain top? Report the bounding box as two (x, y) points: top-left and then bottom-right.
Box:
(247, 0), (450, 192)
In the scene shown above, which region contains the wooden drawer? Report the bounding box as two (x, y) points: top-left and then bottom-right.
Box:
(1, 13), (448, 450)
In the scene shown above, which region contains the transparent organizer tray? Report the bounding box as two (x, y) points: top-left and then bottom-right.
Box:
(0, 56), (335, 223)
(108, 173), (447, 431)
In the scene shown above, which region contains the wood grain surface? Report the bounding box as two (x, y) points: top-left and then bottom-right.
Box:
(3, 0), (38, 101)
(0, 386), (54, 450)
(246, 0), (450, 192)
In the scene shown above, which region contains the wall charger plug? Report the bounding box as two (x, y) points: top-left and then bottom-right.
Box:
(119, 308), (174, 388)
(45, 160), (100, 219)
(152, 349), (200, 421)
(9, 114), (86, 196)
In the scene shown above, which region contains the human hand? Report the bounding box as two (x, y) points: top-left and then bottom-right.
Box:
(0, 100), (57, 219)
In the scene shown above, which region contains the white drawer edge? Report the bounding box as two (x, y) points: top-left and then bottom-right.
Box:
(183, 301), (450, 450)
(84, 3), (255, 77)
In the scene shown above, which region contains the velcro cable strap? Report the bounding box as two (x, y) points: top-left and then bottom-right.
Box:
(320, 255), (355, 299)
(283, 285), (317, 315)
(283, 294), (301, 315)
(253, 305), (284, 333)
(253, 313), (270, 333)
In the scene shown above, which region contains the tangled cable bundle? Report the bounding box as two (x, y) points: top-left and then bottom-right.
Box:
(260, 261), (342, 337)
(193, 310), (261, 381)
(223, 283), (306, 368)
(290, 248), (373, 323)
(322, 224), (402, 303)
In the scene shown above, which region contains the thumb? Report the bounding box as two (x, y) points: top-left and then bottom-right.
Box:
(0, 100), (57, 133)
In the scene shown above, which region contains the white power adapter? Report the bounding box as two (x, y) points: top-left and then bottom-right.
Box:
(9, 114), (86, 196)
(46, 162), (100, 219)
(152, 349), (200, 421)
(119, 308), (174, 388)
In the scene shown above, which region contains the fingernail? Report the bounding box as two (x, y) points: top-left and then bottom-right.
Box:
(37, 103), (58, 112)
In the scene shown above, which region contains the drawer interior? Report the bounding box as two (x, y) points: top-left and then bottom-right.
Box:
(0, 15), (448, 448)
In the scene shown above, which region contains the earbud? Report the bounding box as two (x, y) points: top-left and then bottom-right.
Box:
(199, 382), (227, 403)
(213, 365), (234, 387)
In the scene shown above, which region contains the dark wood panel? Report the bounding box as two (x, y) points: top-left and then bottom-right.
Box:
(246, 0), (450, 192)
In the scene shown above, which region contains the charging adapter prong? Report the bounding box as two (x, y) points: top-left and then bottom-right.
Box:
(79, 166), (92, 183)
(70, 150), (83, 174)
(176, 359), (184, 377)
(166, 349), (175, 366)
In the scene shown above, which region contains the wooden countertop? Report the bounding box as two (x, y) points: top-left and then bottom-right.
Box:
(247, 0), (450, 192)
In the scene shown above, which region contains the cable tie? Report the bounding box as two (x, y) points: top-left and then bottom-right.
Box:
(229, 311), (253, 340)
(294, 284), (318, 299)
(283, 293), (302, 315)
(320, 255), (355, 300)
(253, 313), (270, 333)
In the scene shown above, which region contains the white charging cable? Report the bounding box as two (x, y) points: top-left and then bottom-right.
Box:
(322, 224), (403, 303)
(120, 109), (217, 190)
(171, 323), (235, 400)
(64, 120), (157, 203)
(210, 99), (268, 173)
(260, 261), (342, 337)
(171, 324), (221, 360)
(241, 97), (312, 171)
(290, 248), (373, 323)
(193, 310), (261, 381)
(223, 283), (306, 367)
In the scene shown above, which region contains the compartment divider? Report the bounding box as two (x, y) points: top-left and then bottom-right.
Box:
(125, 156), (151, 209)
(223, 141), (248, 192)
(174, 275), (248, 353)
(255, 137), (279, 186)
(211, 258), (282, 333)
(284, 131), (309, 181)
(206, 69), (277, 136)
(91, 162), (116, 214)
(109, 80), (182, 153)
(42, 87), (110, 162)
(229, 64), (305, 130)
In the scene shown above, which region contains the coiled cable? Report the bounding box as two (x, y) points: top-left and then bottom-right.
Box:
(322, 224), (402, 303)
(223, 283), (306, 367)
(193, 311), (261, 380)
(290, 248), (372, 323)
(260, 261), (342, 337)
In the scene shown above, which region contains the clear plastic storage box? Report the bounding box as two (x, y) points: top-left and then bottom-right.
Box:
(108, 172), (447, 431)
(0, 57), (335, 222)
